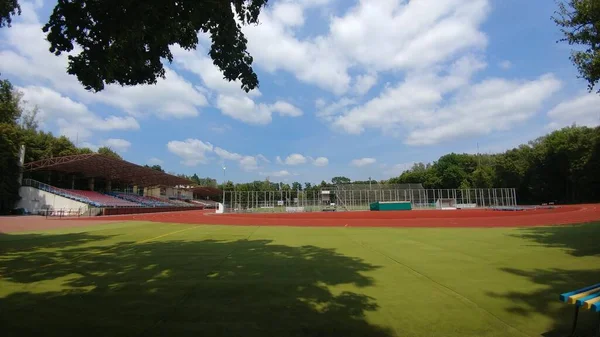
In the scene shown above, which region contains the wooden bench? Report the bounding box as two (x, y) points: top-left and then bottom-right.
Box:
(560, 283), (600, 336)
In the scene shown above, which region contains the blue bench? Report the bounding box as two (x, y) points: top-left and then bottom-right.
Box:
(560, 283), (600, 336)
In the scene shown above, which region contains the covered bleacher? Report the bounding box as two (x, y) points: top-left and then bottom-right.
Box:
(22, 154), (206, 216)
(188, 186), (222, 208)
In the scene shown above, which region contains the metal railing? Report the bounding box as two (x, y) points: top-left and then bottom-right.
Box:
(222, 188), (517, 213)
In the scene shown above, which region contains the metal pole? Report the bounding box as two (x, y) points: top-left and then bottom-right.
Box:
(222, 166), (226, 212)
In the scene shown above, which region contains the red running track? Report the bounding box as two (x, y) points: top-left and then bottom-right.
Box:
(64, 204), (600, 228)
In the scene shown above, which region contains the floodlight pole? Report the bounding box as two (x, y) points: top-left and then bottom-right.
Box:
(222, 166), (226, 210)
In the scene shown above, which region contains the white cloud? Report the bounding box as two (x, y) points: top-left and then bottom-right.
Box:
(272, 2), (305, 27)
(276, 156), (284, 165)
(353, 73), (378, 95)
(547, 92), (600, 129)
(171, 45), (301, 124)
(328, 0), (489, 72)
(214, 95), (301, 124)
(213, 146), (264, 171)
(210, 124), (232, 134)
(103, 138), (131, 153)
(240, 156), (259, 171)
(351, 158), (377, 167)
(257, 154), (271, 163)
(384, 162), (416, 177)
(214, 147), (243, 161)
(284, 154), (308, 165)
(167, 139), (214, 166)
(243, 0), (489, 95)
(329, 53), (562, 145)
(271, 101), (303, 117)
(243, 6), (351, 94)
(312, 157), (329, 167)
(18, 86), (140, 140)
(148, 158), (164, 165)
(404, 74), (562, 145)
(499, 60), (512, 69)
(316, 97), (357, 120)
(260, 170), (292, 178)
(216, 94), (273, 125)
(92, 69), (208, 119)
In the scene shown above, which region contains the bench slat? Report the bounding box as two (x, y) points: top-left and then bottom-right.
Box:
(583, 295), (600, 311)
(576, 292), (600, 307)
(567, 287), (600, 304)
(559, 283), (600, 302)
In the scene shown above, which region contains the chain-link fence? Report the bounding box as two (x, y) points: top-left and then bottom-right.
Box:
(223, 187), (517, 213)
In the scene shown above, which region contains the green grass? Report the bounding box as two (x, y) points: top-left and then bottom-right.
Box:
(1, 221), (600, 337)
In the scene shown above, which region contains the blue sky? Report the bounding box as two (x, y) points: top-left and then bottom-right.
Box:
(1, 0), (599, 184)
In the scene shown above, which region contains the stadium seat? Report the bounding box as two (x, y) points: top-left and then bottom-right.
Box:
(67, 190), (140, 207)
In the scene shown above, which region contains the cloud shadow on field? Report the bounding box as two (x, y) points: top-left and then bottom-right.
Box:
(0, 232), (393, 337)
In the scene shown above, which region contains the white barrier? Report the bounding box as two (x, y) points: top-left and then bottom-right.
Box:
(456, 203), (477, 209)
(285, 207), (305, 213)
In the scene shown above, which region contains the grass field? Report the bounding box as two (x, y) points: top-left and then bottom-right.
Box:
(1, 221), (600, 337)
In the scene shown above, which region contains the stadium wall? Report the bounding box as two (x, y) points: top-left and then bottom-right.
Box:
(17, 186), (88, 214)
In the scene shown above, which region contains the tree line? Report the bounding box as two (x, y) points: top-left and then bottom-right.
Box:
(217, 126), (600, 205)
(389, 126), (600, 204)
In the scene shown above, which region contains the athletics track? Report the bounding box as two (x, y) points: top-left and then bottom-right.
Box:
(1, 204), (599, 233)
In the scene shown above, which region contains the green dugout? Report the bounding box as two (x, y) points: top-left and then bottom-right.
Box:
(369, 201), (412, 211)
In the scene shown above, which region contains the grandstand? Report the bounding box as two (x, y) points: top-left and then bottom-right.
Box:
(16, 154), (221, 216)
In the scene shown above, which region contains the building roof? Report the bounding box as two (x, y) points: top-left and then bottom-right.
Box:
(186, 186), (223, 197)
(24, 154), (193, 187)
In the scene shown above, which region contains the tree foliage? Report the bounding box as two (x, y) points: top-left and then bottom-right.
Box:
(97, 147), (123, 160)
(0, 0), (266, 93)
(331, 176), (351, 185)
(0, 78), (21, 124)
(390, 126), (600, 204)
(144, 164), (165, 173)
(0, 0), (20, 27)
(554, 0), (600, 93)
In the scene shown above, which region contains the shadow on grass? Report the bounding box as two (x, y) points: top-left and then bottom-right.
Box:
(0, 232), (393, 337)
(510, 222), (600, 257)
(491, 223), (600, 336)
(0, 232), (115, 254)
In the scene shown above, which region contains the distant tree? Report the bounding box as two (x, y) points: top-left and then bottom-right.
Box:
(0, 78), (21, 124)
(2, 0), (268, 93)
(291, 181), (302, 191)
(471, 166), (495, 188)
(78, 147), (94, 154)
(0, 77), (22, 211)
(97, 146), (122, 160)
(0, 123), (21, 212)
(554, 0), (600, 93)
(331, 176), (351, 185)
(19, 105), (39, 131)
(190, 173), (200, 184)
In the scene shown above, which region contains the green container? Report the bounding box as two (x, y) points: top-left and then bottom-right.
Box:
(369, 201), (412, 211)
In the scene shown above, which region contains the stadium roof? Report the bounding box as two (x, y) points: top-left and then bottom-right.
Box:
(24, 154), (193, 187)
(186, 186), (223, 197)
